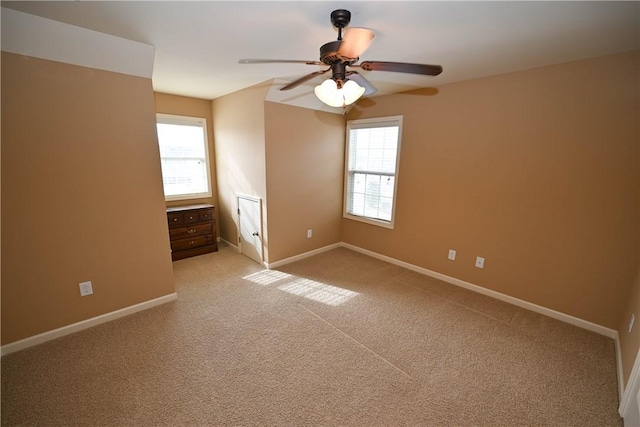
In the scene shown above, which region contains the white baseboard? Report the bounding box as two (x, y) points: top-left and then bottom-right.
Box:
(340, 242), (618, 339)
(1, 293), (178, 356)
(265, 243), (342, 269)
(219, 237), (238, 250)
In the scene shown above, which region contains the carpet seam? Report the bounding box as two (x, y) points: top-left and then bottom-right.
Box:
(297, 302), (414, 380)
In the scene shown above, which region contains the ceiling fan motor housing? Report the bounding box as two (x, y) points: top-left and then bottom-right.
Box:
(320, 40), (356, 65)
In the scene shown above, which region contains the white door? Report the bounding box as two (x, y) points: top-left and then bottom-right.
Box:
(237, 195), (263, 264)
(621, 351), (640, 427)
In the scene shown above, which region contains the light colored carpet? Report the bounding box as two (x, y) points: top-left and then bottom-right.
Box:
(1, 245), (621, 426)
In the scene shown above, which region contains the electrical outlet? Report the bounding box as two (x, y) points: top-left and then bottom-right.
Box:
(629, 314), (635, 333)
(475, 257), (485, 269)
(79, 281), (93, 297)
(307, 229), (312, 239)
(448, 249), (456, 261)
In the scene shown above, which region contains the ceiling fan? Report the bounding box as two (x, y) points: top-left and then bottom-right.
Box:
(239, 9), (443, 107)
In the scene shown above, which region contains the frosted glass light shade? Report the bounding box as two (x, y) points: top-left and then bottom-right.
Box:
(314, 79), (365, 107)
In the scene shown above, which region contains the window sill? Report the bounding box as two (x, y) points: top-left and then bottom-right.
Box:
(343, 213), (395, 230)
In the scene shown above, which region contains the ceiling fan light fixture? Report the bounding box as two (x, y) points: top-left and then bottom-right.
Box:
(314, 79), (365, 108)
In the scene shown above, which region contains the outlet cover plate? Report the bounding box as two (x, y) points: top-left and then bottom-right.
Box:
(448, 249), (456, 260)
(475, 257), (485, 269)
(79, 281), (93, 296)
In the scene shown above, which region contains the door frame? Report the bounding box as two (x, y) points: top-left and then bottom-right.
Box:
(619, 347), (640, 425)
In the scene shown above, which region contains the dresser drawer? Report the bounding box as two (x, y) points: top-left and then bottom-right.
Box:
(199, 208), (214, 222)
(171, 234), (214, 252)
(183, 211), (201, 224)
(167, 212), (185, 227)
(169, 223), (213, 240)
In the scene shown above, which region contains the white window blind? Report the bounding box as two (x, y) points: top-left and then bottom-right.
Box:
(344, 116), (402, 228)
(156, 114), (212, 201)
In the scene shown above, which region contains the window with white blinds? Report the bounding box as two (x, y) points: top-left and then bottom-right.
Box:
(156, 114), (212, 201)
(344, 116), (403, 228)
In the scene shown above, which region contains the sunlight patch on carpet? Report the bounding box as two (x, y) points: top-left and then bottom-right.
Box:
(278, 278), (359, 306)
(243, 270), (292, 286)
(243, 270), (359, 306)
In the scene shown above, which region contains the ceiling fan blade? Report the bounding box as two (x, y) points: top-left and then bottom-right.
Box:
(346, 71), (377, 96)
(280, 68), (331, 91)
(359, 61), (443, 76)
(239, 59), (323, 65)
(337, 28), (375, 60)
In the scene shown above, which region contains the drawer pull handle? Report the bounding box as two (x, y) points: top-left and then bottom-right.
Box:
(187, 229), (197, 234)
(173, 218), (178, 222)
(189, 240), (197, 245)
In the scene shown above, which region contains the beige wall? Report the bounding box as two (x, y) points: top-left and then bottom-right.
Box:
(1, 53), (175, 345)
(345, 50), (639, 330)
(212, 81), (270, 254)
(264, 102), (345, 261)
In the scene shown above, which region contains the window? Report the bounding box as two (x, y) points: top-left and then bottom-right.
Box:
(156, 114), (212, 201)
(344, 116), (403, 229)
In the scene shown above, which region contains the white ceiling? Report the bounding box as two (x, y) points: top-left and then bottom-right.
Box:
(3, 1), (639, 106)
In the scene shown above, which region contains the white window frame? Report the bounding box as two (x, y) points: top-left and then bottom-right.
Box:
(343, 115), (403, 229)
(156, 113), (212, 202)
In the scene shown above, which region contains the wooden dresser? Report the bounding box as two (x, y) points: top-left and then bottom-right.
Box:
(166, 204), (218, 261)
